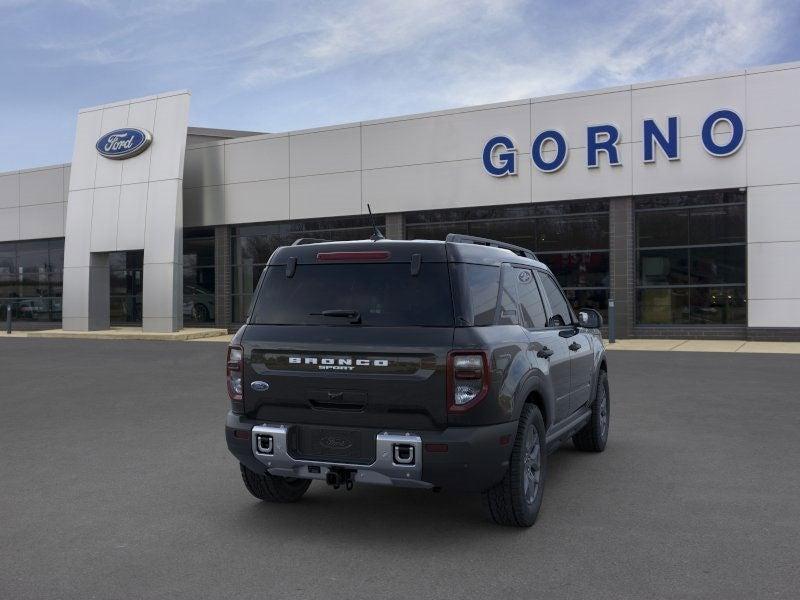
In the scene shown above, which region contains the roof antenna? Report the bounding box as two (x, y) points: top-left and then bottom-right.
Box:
(366, 203), (385, 241)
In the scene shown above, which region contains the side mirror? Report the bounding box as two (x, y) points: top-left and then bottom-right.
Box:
(577, 308), (603, 329)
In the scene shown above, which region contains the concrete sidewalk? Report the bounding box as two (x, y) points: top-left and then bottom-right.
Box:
(604, 338), (800, 354)
(0, 327), (227, 341)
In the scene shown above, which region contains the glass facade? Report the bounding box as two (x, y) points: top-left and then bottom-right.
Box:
(109, 251), (143, 325)
(635, 190), (746, 325)
(0, 190), (748, 334)
(0, 238), (64, 322)
(405, 201), (610, 318)
(230, 216), (386, 323)
(184, 228), (216, 325)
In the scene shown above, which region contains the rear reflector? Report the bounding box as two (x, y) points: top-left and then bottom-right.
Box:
(233, 429), (250, 440)
(424, 443), (449, 453)
(316, 251), (390, 261)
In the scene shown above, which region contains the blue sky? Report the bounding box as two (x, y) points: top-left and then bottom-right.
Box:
(1, 0), (798, 171)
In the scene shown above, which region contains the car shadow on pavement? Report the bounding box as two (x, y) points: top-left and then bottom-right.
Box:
(224, 445), (593, 540)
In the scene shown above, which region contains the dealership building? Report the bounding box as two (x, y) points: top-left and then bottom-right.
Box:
(1, 60), (799, 339)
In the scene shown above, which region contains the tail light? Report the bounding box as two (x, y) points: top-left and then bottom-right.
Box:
(227, 345), (244, 413)
(447, 351), (490, 412)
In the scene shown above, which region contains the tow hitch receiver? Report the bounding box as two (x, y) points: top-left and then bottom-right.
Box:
(326, 467), (357, 490)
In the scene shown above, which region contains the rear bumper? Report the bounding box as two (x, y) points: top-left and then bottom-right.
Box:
(225, 412), (517, 493)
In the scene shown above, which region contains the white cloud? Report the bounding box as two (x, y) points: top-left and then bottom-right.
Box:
(217, 0), (785, 115)
(434, 0), (783, 106)
(236, 0), (522, 88)
(19, 0), (785, 101)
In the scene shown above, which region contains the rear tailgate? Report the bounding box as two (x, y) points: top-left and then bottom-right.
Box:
(240, 242), (455, 431)
(242, 325), (453, 430)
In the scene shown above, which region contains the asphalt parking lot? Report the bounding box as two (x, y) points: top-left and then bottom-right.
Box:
(1, 339), (798, 599)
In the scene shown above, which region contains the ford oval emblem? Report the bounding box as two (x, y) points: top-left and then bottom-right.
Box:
(95, 128), (152, 160)
(250, 380), (270, 392)
(318, 436), (353, 450)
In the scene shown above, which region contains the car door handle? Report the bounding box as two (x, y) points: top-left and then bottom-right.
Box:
(568, 342), (582, 352)
(537, 346), (554, 359)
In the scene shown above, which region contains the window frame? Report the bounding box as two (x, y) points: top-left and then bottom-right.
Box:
(511, 266), (549, 330)
(634, 190), (747, 327)
(534, 269), (577, 329)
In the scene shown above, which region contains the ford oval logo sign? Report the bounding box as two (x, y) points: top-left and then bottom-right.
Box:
(95, 128), (152, 160)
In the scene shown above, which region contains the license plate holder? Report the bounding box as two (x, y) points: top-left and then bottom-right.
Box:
(289, 426), (375, 465)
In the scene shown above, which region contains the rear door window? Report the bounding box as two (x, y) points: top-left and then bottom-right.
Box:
(539, 271), (573, 327)
(515, 268), (547, 329)
(250, 263), (454, 326)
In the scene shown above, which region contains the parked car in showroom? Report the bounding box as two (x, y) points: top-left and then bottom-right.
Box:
(183, 284), (215, 323)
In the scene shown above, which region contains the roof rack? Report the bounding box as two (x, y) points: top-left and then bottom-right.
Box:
(291, 238), (330, 246)
(445, 233), (537, 260)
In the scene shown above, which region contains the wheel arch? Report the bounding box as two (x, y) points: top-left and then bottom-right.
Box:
(513, 372), (555, 431)
(525, 389), (550, 431)
(592, 351), (608, 396)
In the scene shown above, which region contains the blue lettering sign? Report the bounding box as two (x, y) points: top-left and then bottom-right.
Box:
(643, 116), (679, 162)
(587, 124), (621, 168)
(482, 135), (517, 176)
(482, 108), (745, 176)
(701, 109), (745, 157)
(531, 130), (568, 173)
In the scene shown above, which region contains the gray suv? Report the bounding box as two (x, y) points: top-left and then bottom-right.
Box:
(225, 234), (609, 527)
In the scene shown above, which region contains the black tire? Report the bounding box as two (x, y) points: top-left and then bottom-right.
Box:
(482, 404), (546, 527)
(572, 370), (610, 452)
(240, 464), (312, 503)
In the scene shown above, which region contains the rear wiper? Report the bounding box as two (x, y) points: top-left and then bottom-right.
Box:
(310, 309), (362, 324)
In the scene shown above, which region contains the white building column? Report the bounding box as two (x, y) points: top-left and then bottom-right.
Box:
(62, 91), (190, 332)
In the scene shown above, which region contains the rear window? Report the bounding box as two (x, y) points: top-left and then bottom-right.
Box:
(250, 263), (454, 326)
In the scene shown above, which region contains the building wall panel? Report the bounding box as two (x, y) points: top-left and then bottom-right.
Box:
(746, 67), (800, 130)
(89, 186), (120, 252)
(225, 178), (290, 225)
(290, 126), (361, 177)
(185, 144), (224, 189)
(225, 136), (288, 184)
(0, 173), (19, 210)
(0, 207), (19, 239)
(363, 102), (530, 169)
(364, 157), (531, 213)
(19, 167), (64, 206)
(19, 202), (65, 240)
(746, 126), (800, 187)
(121, 99), (157, 185)
(290, 171), (361, 219)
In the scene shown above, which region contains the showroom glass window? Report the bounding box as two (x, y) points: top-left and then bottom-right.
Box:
(635, 189), (746, 325)
(230, 216), (385, 323)
(0, 239), (64, 323)
(109, 251), (144, 325)
(184, 228), (216, 325)
(405, 201), (610, 318)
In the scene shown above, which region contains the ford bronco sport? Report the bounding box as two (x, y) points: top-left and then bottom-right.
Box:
(225, 233), (609, 527)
